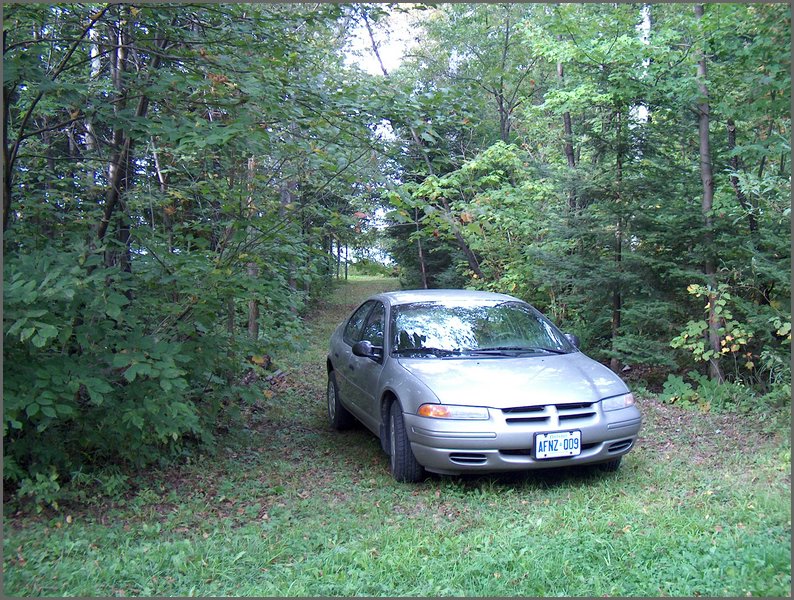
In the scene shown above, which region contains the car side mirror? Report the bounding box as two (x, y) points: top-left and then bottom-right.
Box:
(564, 333), (580, 349)
(352, 340), (383, 361)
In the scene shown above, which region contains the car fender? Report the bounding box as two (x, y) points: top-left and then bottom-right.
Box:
(376, 360), (440, 446)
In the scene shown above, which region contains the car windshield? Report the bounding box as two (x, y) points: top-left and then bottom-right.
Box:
(391, 300), (574, 358)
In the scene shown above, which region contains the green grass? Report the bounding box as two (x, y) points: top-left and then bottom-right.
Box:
(4, 277), (791, 596)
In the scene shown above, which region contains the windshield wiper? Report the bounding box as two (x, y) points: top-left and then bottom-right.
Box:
(470, 346), (568, 356)
(392, 347), (463, 358)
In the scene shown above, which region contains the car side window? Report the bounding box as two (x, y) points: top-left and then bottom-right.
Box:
(343, 301), (376, 345)
(360, 302), (385, 347)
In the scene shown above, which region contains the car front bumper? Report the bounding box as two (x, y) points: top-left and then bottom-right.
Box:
(403, 405), (642, 475)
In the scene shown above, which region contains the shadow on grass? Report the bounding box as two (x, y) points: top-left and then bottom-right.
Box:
(322, 419), (623, 494)
(428, 463), (621, 489)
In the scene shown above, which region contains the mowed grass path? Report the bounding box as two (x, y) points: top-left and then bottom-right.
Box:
(4, 277), (791, 596)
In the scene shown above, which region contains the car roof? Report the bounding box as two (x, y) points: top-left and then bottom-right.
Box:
(371, 289), (522, 306)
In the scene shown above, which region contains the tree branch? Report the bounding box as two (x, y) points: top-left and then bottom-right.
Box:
(8, 4), (112, 174)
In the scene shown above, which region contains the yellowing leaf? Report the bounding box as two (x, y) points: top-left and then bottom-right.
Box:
(251, 354), (269, 366)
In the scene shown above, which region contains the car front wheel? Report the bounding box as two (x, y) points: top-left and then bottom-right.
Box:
(327, 371), (354, 430)
(388, 402), (425, 483)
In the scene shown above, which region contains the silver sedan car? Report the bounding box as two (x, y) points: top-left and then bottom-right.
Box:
(326, 289), (642, 482)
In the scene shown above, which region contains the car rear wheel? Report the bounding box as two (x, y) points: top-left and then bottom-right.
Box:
(598, 456), (622, 472)
(388, 402), (425, 483)
(327, 371), (354, 430)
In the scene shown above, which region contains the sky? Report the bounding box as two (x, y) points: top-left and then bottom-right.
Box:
(344, 8), (415, 76)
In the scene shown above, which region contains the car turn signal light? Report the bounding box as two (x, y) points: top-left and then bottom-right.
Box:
(417, 404), (489, 419)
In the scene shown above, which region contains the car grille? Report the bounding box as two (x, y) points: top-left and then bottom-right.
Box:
(502, 402), (597, 424)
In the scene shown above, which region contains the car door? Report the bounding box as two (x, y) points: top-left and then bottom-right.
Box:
(346, 301), (386, 432)
(335, 300), (377, 413)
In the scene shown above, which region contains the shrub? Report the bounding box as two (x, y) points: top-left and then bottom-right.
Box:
(3, 243), (310, 503)
(660, 371), (763, 414)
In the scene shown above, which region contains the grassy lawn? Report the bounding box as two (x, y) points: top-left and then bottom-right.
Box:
(4, 276), (791, 597)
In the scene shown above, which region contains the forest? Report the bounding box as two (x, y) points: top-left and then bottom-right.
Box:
(3, 3), (791, 502)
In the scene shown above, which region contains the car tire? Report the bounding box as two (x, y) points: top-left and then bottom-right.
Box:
(598, 456), (622, 472)
(327, 371), (354, 430)
(388, 402), (425, 483)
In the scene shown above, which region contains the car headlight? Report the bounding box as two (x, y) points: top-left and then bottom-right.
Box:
(417, 404), (489, 420)
(601, 392), (635, 412)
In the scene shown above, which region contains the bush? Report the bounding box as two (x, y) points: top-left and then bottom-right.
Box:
(348, 258), (395, 278)
(660, 371), (770, 414)
(3, 243), (310, 504)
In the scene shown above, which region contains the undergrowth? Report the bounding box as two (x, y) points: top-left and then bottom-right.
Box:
(4, 277), (791, 597)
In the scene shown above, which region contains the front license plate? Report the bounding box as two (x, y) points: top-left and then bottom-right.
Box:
(535, 430), (581, 459)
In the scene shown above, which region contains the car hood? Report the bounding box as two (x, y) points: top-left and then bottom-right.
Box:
(397, 352), (627, 408)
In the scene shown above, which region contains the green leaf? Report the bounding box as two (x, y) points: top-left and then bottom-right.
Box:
(30, 322), (58, 347)
(106, 303), (122, 319)
(112, 353), (138, 368)
(6, 318), (29, 337)
(124, 362), (153, 382)
(31, 334), (48, 348)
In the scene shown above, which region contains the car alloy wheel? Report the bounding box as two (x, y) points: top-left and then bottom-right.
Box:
(327, 378), (336, 421)
(327, 371), (353, 430)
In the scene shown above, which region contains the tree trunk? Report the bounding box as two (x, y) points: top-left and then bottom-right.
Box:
(610, 225), (622, 373)
(610, 110), (624, 374)
(279, 180), (298, 295)
(726, 119), (758, 237)
(246, 156), (260, 340)
(151, 140), (174, 251)
(98, 19), (166, 255)
(756, 93), (776, 180)
(336, 238), (342, 279)
(327, 236), (334, 279)
(497, 12), (512, 143)
(84, 25), (102, 191)
(556, 42), (577, 212)
(3, 78), (11, 233)
(415, 208), (429, 289)
(101, 15), (132, 268)
(247, 277), (259, 341)
(453, 229), (484, 279)
(695, 4), (724, 383)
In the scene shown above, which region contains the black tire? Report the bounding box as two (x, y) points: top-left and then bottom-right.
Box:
(597, 456), (622, 472)
(327, 371), (354, 430)
(388, 402), (425, 483)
